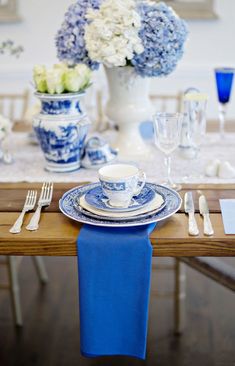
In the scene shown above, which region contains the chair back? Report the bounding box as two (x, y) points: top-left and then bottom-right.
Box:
(150, 93), (183, 113)
(139, 92), (183, 140)
(0, 90), (30, 123)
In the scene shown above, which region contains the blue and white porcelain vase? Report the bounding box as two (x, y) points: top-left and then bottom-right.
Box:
(33, 92), (90, 172)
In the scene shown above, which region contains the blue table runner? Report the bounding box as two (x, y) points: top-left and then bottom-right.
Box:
(77, 223), (156, 359)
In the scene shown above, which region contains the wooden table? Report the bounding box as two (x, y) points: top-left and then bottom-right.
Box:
(0, 183), (235, 257)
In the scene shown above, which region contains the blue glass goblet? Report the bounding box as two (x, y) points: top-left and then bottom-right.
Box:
(215, 67), (235, 139)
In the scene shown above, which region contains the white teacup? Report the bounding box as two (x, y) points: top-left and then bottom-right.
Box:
(98, 164), (146, 208)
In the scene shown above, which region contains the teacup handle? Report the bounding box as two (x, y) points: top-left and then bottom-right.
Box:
(134, 170), (146, 196)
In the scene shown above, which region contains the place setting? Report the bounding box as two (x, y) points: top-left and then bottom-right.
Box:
(1, 0), (235, 364)
(59, 163), (182, 228)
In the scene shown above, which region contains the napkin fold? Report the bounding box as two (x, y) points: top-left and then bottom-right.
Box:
(77, 223), (156, 359)
(220, 199), (235, 234)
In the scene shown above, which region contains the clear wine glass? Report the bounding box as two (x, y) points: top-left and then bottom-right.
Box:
(215, 67), (235, 140)
(183, 92), (208, 155)
(181, 93), (208, 182)
(153, 112), (183, 191)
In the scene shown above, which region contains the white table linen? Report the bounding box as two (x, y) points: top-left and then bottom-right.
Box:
(1, 132), (235, 184)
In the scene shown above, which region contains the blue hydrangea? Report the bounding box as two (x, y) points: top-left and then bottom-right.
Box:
(55, 0), (101, 70)
(131, 2), (188, 77)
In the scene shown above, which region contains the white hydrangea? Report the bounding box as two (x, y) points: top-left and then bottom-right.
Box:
(84, 0), (144, 68)
(0, 115), (11, 141)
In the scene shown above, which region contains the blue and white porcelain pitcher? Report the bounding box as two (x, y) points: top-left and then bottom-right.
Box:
(33, 92), (90, 172)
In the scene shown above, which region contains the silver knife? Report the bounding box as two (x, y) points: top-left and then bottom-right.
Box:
(184, 192), (199, 236)
(199, 195), (214, 236)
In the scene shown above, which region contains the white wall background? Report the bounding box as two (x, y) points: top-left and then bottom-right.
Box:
(0, 0), (235, 119)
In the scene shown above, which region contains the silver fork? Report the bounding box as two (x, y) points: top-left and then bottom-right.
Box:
(26, 182), (53, 231)
(9, 190), (37, 234)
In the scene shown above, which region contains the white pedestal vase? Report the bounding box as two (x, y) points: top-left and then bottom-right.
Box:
(105, 66), (154, 159)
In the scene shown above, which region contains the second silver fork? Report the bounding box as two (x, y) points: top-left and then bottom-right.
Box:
(26, 182), (53, 231)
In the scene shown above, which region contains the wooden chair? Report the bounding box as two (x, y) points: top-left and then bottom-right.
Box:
(174, 258), (235, 335)
(0, 89), (30, 124)
(180, 257), (235, 292)
(150, 92), (183, 113)
(0, 90), (49, 327)
(0, 256), (48, 326)
(89, 90), (114, 132)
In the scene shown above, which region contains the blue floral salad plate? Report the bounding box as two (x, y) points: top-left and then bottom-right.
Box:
(84, 184), (156, 212)
(59, 183), (182, 228)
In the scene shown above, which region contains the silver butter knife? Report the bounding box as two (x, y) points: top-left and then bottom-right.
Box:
(184, 192), (199, 236)
(199, 195), (214, 236)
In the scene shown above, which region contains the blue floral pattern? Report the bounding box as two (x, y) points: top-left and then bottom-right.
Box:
(87, 150), (107, 164)
(34, 92), (90, 172)
(34, 122), (88, 165)
(100, 181), (126, 192)
(84, 184), (156, 212)
(41, 99), (82, 115)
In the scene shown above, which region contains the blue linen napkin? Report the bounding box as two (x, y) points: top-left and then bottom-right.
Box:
(220, 199), (235, 234)
(77, 222), (156, 359)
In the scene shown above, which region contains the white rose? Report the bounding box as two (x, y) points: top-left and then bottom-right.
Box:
(64, 68), (87, 92)
(33, 65), (46, 77)
(74, 64), (92, 89)
(46, 69), (65, 94)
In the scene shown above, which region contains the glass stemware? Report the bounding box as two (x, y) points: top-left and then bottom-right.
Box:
(153, 112), (183, 191)
(180, 93), (208, 182)
(183, 92), (208, 156)
(215, 67), (235, 140)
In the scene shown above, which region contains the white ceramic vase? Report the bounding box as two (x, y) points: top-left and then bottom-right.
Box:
(105, 66), (154, 158)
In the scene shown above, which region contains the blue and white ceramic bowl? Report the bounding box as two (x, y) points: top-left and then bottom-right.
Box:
(81, 136), (118, 169)
(33, 92), (90, 172)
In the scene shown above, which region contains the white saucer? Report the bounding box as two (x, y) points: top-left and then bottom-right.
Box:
(79, 193), (165, 218)
(84, 184), (156, 212)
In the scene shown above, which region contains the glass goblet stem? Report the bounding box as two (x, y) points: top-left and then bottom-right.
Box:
(218, 103), (226, 139)
(164, 154), (173, 186)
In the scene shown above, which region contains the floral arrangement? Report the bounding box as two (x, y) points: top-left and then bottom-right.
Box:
(56, 0), (188, 77)
(33, 63), (92, 94)
(0, 115), (12, 141)
(0, 40), (23, 58)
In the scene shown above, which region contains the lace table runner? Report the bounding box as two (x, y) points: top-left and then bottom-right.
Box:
(1, 132), (235, 184)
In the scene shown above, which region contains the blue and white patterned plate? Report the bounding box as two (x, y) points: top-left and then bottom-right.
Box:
(84, 184), (156, 212)
(59, 183), (182, 228)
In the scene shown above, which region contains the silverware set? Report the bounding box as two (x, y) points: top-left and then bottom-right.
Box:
(9, 182), (53, 234)
(184, 191), (214, 236)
